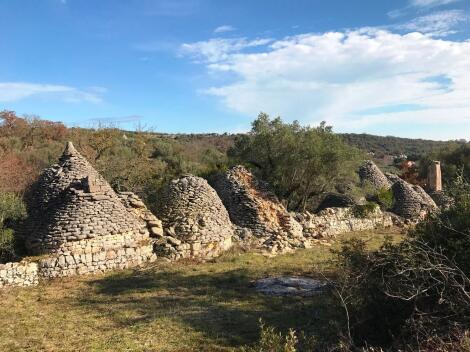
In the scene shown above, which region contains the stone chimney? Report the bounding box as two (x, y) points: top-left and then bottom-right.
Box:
(427, 161), (442, 192)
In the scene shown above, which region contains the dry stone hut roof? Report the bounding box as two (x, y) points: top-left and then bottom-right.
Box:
(359, 160), (392, 190)
(212, 165), (305, 253)
(154, 175), (233, 259)
(25, 142), (146, 254)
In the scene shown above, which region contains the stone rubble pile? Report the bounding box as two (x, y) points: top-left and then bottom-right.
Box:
(117, 191), (164, 238)
(359, 160), (392, 190)
(213, 166), (307, 254)
(154, 175), (233, 260)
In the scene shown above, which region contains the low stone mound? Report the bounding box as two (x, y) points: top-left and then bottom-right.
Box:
(316, 193), (356, 213)
(154, 175), (233, 259)
(359, 160), (391, 190)
(212, 166), (306, 254)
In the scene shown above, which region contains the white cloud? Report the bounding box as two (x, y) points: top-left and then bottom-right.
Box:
(388, 0), (461, 18)
(0, 82), (104, 103)
(214, 25), (236, 34)
(180, 37), (272, 63)
(182, 29), (470, 139)
(395, 10), (468, 36)
(410, 0), (460, 8)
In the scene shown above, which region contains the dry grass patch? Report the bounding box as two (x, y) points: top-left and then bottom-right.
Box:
(0, 228), (402, 352)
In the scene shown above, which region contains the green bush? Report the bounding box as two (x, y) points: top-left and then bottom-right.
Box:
(352, 202), (378, 218)
(241, 320), (298, 352)
(0, 228), (16, 263)
(375, 187), (393, 210)
(0, 192), (26, 263)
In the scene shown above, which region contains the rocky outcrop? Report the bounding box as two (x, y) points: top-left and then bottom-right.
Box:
(359, 160), (391, 190)
(213, 166), (306, 254)
(154, 175), (233, 260)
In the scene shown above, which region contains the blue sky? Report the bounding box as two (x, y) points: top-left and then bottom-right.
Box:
(1, 0), (470, 139)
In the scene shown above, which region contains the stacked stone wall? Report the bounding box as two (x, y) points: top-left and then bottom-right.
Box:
(295, 206), (394, 240)
(0, 260), (38, 288)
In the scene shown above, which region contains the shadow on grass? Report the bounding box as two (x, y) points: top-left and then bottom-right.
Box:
(76, 265), (341, 349)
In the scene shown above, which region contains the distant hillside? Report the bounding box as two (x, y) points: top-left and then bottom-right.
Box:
(340, 133), (463, 159)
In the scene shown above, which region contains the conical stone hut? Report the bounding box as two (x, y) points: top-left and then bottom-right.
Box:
(154, 175), (234, 260)
(23, 142), (155, 277)
(359, 160), (392, 190)
(212, 165), (307, 254)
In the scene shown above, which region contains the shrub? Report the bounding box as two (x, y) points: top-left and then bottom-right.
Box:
(241, 320), (298, 352)
(0, 228), (16, 263)
(375, 187), (393, 210)
(352, 202), (378, 218)
(332, 179), (470, 350)
(0, 192), (26, 263)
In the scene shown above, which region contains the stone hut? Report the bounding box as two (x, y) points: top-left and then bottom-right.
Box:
(212, 165), (306, 254)
(359, 160), (391, 190)
(23, 142), (155, 277)
(154, 175), (233, 260)
(391, 179), (437, 220)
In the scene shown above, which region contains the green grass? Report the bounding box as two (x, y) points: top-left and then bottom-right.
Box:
(0, 228), (403, 352)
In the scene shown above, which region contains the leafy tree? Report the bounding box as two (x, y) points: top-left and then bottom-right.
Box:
(229, 113), (364, 211)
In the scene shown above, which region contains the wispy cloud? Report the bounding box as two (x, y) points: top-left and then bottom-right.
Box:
(213, 25), (236, 34)
(0, 82), (104, 103)
(181, 29), (470, 139)
(388, 0), (461, 18)
(181, 37), (272, 63)
(394, 10), (468, 36)
(410, 0), (460, 8)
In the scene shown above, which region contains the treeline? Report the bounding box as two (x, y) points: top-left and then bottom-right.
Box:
(341, 132), (464, 159)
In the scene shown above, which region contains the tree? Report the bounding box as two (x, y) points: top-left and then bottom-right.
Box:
(229, 113), (364, 211)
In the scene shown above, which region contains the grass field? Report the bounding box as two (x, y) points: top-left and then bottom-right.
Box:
(0, 228), (403, 352)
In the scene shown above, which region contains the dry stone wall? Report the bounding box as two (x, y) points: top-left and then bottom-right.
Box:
(0, 260), (38, 288)
(295, 206), (393, 241)
(154, 175), (234, 260)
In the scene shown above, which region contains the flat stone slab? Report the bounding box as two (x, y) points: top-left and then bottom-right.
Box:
(254, 276), (327, 297)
